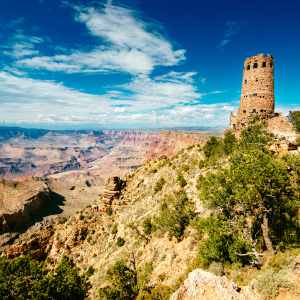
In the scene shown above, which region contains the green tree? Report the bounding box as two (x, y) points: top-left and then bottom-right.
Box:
(155, 191), (195, 241)
(223, 130), (237, 155)
(0, 255), (89, 300)
(37, 256), (89, 300)
(239, 120), (272, 149)
(198, 148), (299, 258)
(99, 260), (138, 300)
(203, 136), (224, 160)
(288, 110), (300, 132)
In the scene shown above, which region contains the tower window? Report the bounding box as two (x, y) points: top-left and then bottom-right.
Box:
(252, 109), (257, 113)
(243, 110), (246, 113)
(270, 62), (273, 68)
(244, 79), (247, 84)
(262, 62), (266, 67)
(253, 62), (258, 68)
(247, 65), (250, 70)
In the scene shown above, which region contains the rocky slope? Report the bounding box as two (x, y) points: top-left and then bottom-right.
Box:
(0, 177), (63, 246)
(2, 135), (298, 299)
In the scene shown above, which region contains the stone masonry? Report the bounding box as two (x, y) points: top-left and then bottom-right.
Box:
(230, 53), (296, 143)
(230, 53), (275, 130)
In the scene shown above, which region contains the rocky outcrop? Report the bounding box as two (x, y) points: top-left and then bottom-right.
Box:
(0, 178), (63, 240)
(267, 114), (297, 143)
(171, 269), (260, 300)
(101, 176), (125, 209)
(3, 222), (55, 259)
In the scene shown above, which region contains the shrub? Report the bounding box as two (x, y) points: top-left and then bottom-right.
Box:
(136, 286), (173, 300)
(223, 130), (237, 155)
(288, 110), (300, 132)
(111, 224), (118, 235)
(0, 255), (89, 300)
(116, 237), (125, 247)
(86, 266), (95, 277)
(176, 173), (187, 187)
(142, 218), (154, 236)
(99, 260), (138, 300)
(155, 191), (195, 241)
(195, 217), (253, 267)
(106, 206), (113, 216)
(239, 119), (272, 149)
(203, 136), (224, 161)
(154, 177), (166, 193)
(253, 268), (295, 299)
(208, 262), (224, 276)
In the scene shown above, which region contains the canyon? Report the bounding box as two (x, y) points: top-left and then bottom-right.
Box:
(0, 127), (211, 244)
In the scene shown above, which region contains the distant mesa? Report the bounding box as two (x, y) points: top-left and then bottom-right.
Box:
(230, 53), (296, 143)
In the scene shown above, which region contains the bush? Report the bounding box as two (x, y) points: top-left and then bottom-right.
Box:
(155, 191), (195, 241)
(288, 110), (300, 132)
(253, 268), (295, 299)
(154, 177), (166, 193)
(176, 173), (187, 187)
(195, 217), (253, 267)
(86, 266), (95, 277)
(111, 224), (118, 235)
(99, 260), (138, 300)
(208, 262), (224, 276)
(116, 237), (125, 247)
(136, 285), (173, 300)
(223, 130), (237, 155)
(0, 255), (89, 300)
(203, 136), (224, 161)
(142, 218), (154, 236)
(239, 120), (272, 149)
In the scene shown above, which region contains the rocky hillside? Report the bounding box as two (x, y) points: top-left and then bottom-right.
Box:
(1, 124), (299, 300)
(0, 177), (63, 246)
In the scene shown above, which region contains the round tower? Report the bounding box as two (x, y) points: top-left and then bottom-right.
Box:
(239, 54), (275, 118)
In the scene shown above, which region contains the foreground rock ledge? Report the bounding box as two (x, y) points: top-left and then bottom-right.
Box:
(171, 269), (260, 300)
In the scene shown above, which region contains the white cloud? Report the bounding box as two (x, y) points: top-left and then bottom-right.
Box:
(0, 71), (110, 124)
(0, 3), (233, 128)
(17, 4), (185, 75)
(2, 31), (43, 59)
(121, 72), (201, 110)
(0, 70), (232, 128)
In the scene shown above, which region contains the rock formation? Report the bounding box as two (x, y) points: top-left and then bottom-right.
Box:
(101, 176), (126, 210)
(171, 269), (260, 300)
(0, 178), (51, 233)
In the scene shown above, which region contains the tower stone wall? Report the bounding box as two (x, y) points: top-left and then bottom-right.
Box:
(230, 53), (297, 144)
(230, 54), (275, 130)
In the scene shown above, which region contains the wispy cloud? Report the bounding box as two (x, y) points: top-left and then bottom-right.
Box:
(0, 3), (232, 128)
(217, 21), (240, 49)
(17, 4), (185, 75)
(2, 31), (43, 59)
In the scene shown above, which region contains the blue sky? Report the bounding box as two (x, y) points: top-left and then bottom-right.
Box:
(0, 0), (299, 129)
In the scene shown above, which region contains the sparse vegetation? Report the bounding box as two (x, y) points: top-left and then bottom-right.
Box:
(116, 237), (126, 247)
(155, 190), (195, 241)
(154, 177), (166, 193)
(176, 173), (187, 187)
(99, 260), (173, 300)
(289, 110), (300, 132)
(142, 218), (154, 236)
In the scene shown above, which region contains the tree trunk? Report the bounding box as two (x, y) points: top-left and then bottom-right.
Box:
(261, 213), (274, 254)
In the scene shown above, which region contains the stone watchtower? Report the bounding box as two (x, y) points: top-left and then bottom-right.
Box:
(230, 54), (275, 130)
